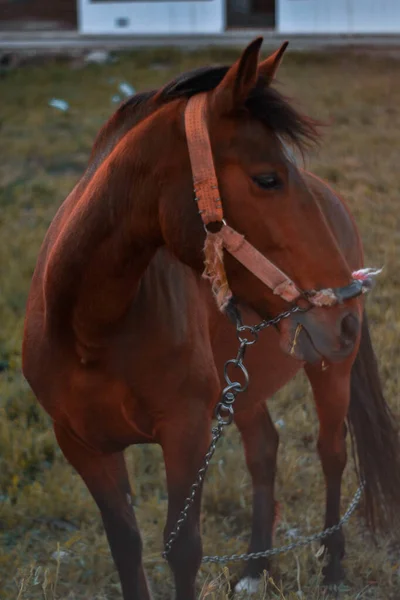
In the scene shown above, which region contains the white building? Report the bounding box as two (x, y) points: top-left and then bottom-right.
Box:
(1, 1), (398, 38)
(78, 0), (400, 36)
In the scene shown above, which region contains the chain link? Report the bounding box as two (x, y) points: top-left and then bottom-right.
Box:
(202, 482), (364, 563)
(253, 305), (306, 334)
(162, 304), (363, 563)
(162, 422), (226, 558)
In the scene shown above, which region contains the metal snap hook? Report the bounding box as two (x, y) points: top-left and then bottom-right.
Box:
(236, 324), (258, 345)
(215, 402), (234, 425)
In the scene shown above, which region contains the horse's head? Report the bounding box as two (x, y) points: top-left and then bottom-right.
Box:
(157, 38), (365, 365)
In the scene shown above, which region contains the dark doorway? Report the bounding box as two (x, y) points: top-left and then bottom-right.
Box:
(226, 0), (275, 29)
(0, 0), (77, 31)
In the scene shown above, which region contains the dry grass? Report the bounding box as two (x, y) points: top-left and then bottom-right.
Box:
(1, 46), (400, 599)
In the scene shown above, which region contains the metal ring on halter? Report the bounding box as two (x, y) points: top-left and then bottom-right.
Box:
(236, 324), (259, 345)
(203, 218), (227, 234)
(223, 359), (249, 393)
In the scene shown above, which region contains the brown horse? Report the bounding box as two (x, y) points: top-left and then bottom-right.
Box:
(22, 38), (400, 599)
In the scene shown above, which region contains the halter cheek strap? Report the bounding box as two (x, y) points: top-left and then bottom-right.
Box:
(184, 92), (381, 312)
(184, 92), (302, 309)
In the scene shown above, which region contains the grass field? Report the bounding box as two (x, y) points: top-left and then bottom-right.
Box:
(1, 45), (400, 599)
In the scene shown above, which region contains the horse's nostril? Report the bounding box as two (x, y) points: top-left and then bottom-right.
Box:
(340, 313), (359, 345)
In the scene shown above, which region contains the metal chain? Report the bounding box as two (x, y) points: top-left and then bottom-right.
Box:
(162, 304), (364, 562)
(162, 421), (226, 558)
(203, 483), (364, 564)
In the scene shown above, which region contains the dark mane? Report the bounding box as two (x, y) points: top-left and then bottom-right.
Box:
(89, 63), (320, 172)
(119, 64), (320, 152)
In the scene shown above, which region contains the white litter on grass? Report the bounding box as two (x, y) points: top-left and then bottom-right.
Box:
(111, 94), (122, 104)
(275, 418), (285, 429)
(118, 82), (136, 97)
(48, 98), (69, 112)
(85, 50), (111, 65)
(286, 527), (300, 539)
(234, 577), (260, 595)
(52, 549), (70, 562)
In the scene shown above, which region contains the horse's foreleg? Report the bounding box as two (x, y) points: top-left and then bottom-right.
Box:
(233, 402), (279, 594)
(54, 423), (151, 600)
(305, 362), (352, 586)
(160, 411), (212, 600)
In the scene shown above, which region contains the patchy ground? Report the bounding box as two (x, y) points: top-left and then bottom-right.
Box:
(1, 46), (400, 599)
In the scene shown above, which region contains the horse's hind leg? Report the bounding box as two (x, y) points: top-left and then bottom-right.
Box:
(234, 402), (279, 594)
(305, 362), (352, 587)
(54, 423), (151, 600)
(160, 410), (212, 600)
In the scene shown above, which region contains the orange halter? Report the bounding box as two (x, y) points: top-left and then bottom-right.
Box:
(184, 92), (380, 312)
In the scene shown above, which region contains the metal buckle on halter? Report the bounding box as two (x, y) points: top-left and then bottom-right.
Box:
(203, 218), (227, 234)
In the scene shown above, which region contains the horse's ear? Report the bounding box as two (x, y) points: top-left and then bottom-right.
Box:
(211, 37), (263, 114)
(258, 41), (289, 85)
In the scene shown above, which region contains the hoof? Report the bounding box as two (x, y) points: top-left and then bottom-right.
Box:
(321, 583), (341, 599)
(234, 576), (260, 595)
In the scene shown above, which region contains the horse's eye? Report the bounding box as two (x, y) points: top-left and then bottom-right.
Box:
(252, 173), (282, 191)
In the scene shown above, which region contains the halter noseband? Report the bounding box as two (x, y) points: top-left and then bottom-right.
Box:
(184, 92), (381, 312)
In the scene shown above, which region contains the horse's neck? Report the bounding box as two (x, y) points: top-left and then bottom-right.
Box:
(72, 226), (156, 352)
(44, 141), (160, 349)
(303, 170), (363, 269)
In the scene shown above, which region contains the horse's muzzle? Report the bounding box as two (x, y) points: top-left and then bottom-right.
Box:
(279, 307), (361, 364)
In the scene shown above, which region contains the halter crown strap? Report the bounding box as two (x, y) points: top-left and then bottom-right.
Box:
(184, 93), (223, 225)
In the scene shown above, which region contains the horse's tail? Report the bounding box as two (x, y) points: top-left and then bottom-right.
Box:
(347, 310), (400, 531)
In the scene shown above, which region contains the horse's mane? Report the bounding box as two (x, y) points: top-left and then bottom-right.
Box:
(157, 65), (319, 151)
(89, 64), (319, 170)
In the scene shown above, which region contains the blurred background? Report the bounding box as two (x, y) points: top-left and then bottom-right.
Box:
(1, 2), (400, 599)
(0, 0), (400, 35)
